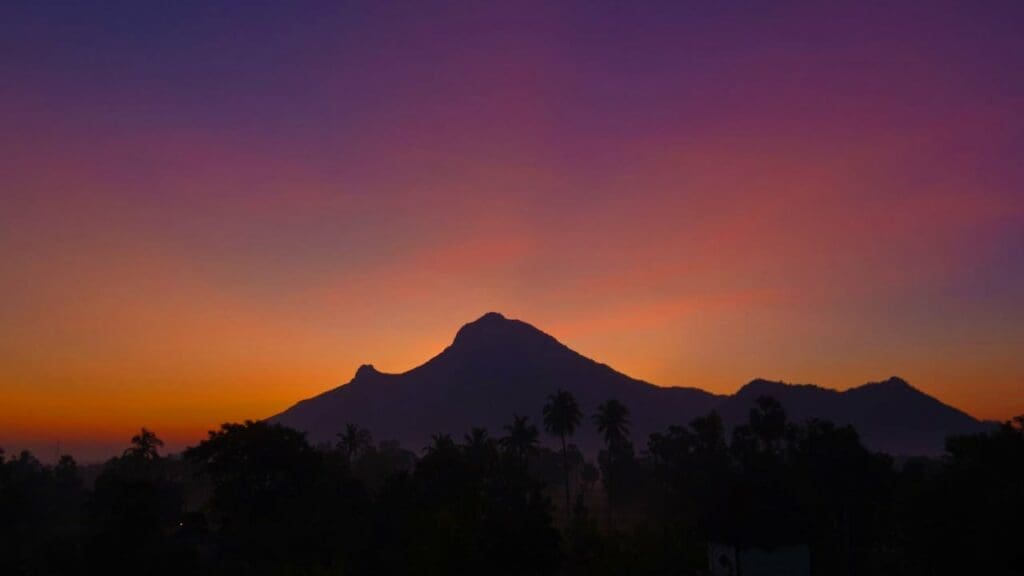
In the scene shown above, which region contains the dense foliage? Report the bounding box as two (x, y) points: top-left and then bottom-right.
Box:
(2, 396), (1021, 575)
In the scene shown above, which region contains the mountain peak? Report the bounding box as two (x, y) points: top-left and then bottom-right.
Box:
(738, 378), (787, 395)
(452, 312), (546, 347)
(476, 311), (507, 322)
(736, 378), (829, 398)
(879, 376), (911, 388)
(855, 376), (917, 393)
(353, 363), (381, 380)
(271, 318), (986, 457)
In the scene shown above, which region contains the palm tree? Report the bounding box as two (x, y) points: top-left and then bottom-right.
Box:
(336, 423), (373, 464)
(501, 414), (539, 466)
(594, 399), (631, 529)
(594, 399), (630, 450)
(464, 427), (496, 470)
(425, 433), (457, 456)
(464, 427), (495, 459)
(543, 389), (582, 514)
(465, 427), (491, 448)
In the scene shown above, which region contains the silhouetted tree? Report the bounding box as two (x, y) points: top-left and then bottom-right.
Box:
(383, 426), (560, 575)
(0, 449), (86, 574)
(787, 418), (891, 574)
(350, 439), (416, 492)
(464, 427), (497, 473)
(88, 429), (187, 576)
(648, 411), (735, 571)
(465, 427), (492, 451)
(731, 396), (797, 556)
(5, 408), (1023, 576)
(749, 396), (788, 454)
(185, 420), (369, 575)
(125, 428), (164, 460)
(543, 389), (582, 514)
(500, 414), (540, 467)
(928, 415), (1024, 575)
(594, 399), (630, 449)
(594, 399), (631, 529)
(426, 433), (458, 456)
(337, 422), (373, 464)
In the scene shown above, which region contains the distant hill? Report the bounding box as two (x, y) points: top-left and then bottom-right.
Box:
(716, 377), (988, 455)
(270, 312), (988, 455)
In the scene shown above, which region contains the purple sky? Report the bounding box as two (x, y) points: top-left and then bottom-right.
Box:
(2, 1), (1022, 460)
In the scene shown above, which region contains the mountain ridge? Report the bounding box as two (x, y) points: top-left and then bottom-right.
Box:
(271, 312), (988, 455)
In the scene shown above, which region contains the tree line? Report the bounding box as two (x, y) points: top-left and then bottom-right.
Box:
(2, 390), (1022, 575)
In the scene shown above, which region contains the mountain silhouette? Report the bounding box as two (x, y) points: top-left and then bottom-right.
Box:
(716, 376), (988, 455)
(270, 312), (988, 455)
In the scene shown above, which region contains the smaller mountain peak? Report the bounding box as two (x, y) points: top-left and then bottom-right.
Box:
(353, 364), (380, 380)
(863, 376), (915, 391)
(738, 378), (787, 395)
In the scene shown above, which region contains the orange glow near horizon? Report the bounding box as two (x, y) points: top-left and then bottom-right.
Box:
(2, 2), (1023, 461)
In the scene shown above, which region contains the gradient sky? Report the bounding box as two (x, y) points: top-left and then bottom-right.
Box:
(2, 1), (1023, 461)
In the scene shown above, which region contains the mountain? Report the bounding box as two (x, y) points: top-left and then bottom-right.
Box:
(716, 377), (988, 455)
(270, 312), (989, 455)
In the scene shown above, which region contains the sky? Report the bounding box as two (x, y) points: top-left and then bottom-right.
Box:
(2, 1), (1022, 461)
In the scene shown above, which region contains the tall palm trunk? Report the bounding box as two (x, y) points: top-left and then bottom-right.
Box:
(561, 433), (571, 516)
(606, 455), (613, 531)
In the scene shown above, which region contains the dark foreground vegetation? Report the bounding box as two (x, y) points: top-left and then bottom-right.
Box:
(2, 393), (1022, 575)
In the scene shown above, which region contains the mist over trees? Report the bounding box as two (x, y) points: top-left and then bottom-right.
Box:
(2, 396), (1022, 575)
